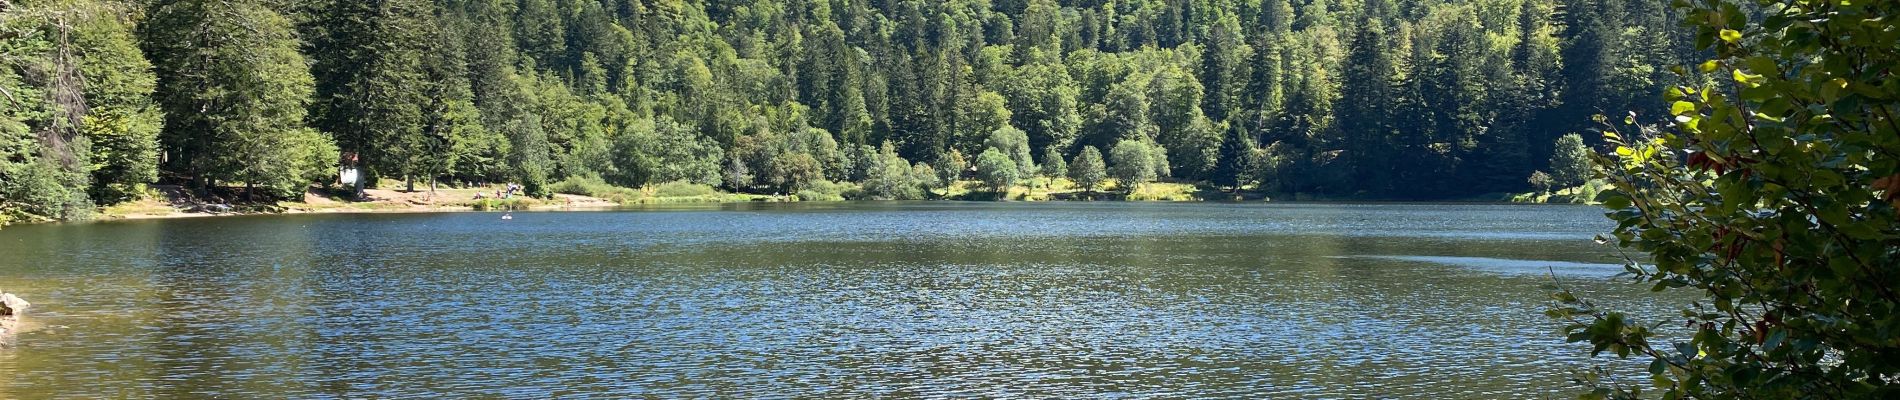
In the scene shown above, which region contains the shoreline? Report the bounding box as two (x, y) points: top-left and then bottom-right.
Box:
(89, 197), (1600, 223)
(88, 185), (634, 223)
(13, 179), (1601, 226)
(99, 203), (629, 221)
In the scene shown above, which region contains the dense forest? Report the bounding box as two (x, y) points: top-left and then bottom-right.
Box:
(2, 0), (1693, 220)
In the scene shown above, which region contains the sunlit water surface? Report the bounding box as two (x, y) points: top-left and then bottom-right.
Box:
(0, 202), (1680, 398)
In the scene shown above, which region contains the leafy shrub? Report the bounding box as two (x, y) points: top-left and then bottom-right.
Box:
(1069, 146), (1107, 193)
(1109, 140), (1167, 192)
(1, 156), (94, 222)
(973, 148), (1019, 194)
(549, 175), (643, 203)
(796, 180), (857, 202)
(1553, 0), (1900, 396)
(650, 181), (719, 198)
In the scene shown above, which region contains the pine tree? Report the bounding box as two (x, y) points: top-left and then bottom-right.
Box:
(2, 3), (93, 220)
(309, 0), (435, 194)
(1335, 19), (1398, 195)
(1199, 13), (1250, 123)
(419, 16), (491, 190)
(1211, 124), (1258, 190)
(1241, 34), (1287, 142)
(145, 0), (336, 198)
(71, 5), (162, 204)
(1255, 0), (1295, 37)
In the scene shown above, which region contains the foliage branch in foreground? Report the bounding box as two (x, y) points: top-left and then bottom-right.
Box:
(1550, 0), (1898, 397)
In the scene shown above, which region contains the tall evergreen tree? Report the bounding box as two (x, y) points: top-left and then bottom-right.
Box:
(1211, 123), (1257, 190)
(1335, 19), (1398, 195)
(144, 0), (336, 198)
(1198, 13), (1249, 123)
(71, 5), (162, 204)
(309, 0), (435, 194)
(3, 2), (96, 220)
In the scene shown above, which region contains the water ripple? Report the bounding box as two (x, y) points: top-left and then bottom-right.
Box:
(0, 203), (1678, 398)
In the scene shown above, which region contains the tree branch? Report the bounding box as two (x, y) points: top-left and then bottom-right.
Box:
(0, 85), (18, 110)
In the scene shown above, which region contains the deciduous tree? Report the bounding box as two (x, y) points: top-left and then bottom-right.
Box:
(1555, 0), (1900, 396)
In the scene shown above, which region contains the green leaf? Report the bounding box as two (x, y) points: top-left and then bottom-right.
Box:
(1821, 78), (1848, 101)
(1848, 81), (1889, 99)
(1743, 57), (1778, 78)
(1600, 192), (1632, 209)
(1671, 101), (1698, 116)
(1811, 170), (1845, 187)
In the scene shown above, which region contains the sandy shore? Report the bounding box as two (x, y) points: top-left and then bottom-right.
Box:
(100, 186), (622, 221)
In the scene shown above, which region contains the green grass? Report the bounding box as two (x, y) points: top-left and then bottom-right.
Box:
(1121, 182), (1199, 201)
(502, 178), (775, 205)
(100, 198), (175, 217)
(649, 181), (720, 197)
(550, 176), (647, 203)
(793, 180), (858, 202)
(941, 177), (1203, 201)
(548, 177), (779, 204)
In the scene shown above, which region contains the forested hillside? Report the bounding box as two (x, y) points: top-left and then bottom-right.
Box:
(2, 0), (1693, 221)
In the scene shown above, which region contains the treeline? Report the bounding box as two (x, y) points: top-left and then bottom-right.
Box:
(2, 0), (1692, 220)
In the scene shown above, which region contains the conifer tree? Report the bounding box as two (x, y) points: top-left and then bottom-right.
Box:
(145, 0), (336, 199)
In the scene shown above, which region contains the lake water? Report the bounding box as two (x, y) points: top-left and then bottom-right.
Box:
(0, 202), (1676, 398)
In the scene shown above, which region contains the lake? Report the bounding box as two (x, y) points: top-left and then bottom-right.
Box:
(0, 202), (1675, 398)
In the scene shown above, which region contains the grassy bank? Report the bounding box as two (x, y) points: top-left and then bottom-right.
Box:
(941, 177), (1208, 201)
(549, 177), (788, 204)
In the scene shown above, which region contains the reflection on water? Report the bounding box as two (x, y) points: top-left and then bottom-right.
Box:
(0, 202), (1680, 398)
(1338, 256), (1631, 277)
